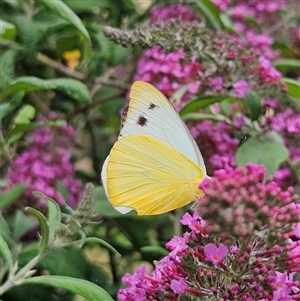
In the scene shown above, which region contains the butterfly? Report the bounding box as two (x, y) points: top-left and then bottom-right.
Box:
(101, 81), (206, 215)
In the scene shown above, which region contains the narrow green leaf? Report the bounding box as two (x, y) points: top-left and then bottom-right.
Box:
(0, 20), (17, 39)
(84, 237), (121, 256)
(181, 112), (229, 122)
(179, 95), (226, 116)
(282, 78), (300, 100)
(36, 0), (92, 62)
(196, 0), (222, 30)
(219, 13), (239, 34)
(26, 207), (50, 255)
(243, 91), (262, 121)
(140, 246), (169, 257)
(0, 76), (91, 103)
(33, 192), (62, 240)
(0, 92), (24, 122)
(0, 234), (14, 271)
(236, 131), (289, 177)
(0, 184), (28, 210)
(20, 275), (114, 301)
(273, 59), (300, 71)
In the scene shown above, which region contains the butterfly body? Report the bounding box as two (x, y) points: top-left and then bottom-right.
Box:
(101, 81), (206, 215)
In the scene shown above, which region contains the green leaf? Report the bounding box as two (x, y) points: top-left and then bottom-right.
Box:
(0, 184), (29, 210)
(20, 275), (114, 301)
(33, 192), (62, 240)
(140, 246), (169, 258)
(26, 207), (50, 255)
(0, 234), (14, 271)
(179, 95), (227, 116)
(219, 13), (239, 34)
(196, 0), (222, 30)
(181, 112), (229, 122)
(7, 122), (39, 145)
(243, 91), (262, 121)
(273, 59), (300, 72)
(0, 20), (17, 39)
(41, 247), (88, 278)
(236, 131), (289, 177)
(0, 49), (18, 89)
(84, 237), (121, 256)
(6, 104), (36, 144)
(63, 0), (112, 12)
(282, 78), (300, 100)
(0, 76), (91, 104)
(12, 211), (39, 240)
(13, 104), (36, 124)
(0, 92), (24, 122)
(36, 0), (92, 62)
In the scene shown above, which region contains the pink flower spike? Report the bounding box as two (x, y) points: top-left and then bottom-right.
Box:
(204, 243), (228, 264)
(233, 80), (250, 98)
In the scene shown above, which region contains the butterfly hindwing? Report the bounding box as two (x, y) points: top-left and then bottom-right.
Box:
(105, 135), (204, 215)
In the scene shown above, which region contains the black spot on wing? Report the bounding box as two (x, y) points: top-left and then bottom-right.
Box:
(120, 106), (129, 129)
(137, 115), (147, 126)
(148, 103), (158, 110)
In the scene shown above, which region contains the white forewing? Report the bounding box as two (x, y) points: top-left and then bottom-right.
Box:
(119, 81), (206, 175)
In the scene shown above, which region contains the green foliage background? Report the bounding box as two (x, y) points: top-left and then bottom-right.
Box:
(0, 0), (299, 300)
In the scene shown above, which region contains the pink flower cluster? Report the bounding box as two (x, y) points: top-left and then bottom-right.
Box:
(134, 4), (283, 101)
(5, 117), (82, 208)
(150, 4), (198, 24)
(190, 120), (239, 174)
(118, 164), (300, 300)
(212, 0), (287, 60)
(135, 46), (201, 99)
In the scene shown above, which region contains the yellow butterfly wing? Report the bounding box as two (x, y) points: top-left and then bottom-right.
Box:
(105, 135), (204, 215)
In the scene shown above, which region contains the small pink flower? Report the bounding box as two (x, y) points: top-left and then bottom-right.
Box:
(233, 80), (250, 98)
(210, 76), (223, 91)
(170, 278), (188, 294)
(204, 243), (228, 264)
(180, 211), (206, 233)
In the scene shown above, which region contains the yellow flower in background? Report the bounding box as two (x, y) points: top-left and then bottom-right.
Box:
(62, 49), (81, 69)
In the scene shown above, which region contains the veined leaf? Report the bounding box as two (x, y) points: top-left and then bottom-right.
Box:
(20, 275), (114, 301)
(0, 76), (91, 104)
